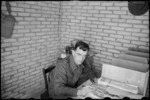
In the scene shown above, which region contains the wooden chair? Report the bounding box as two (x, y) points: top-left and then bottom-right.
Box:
(41, 65), (55, 99)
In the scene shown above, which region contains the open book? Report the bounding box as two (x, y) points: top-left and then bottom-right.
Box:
(98, 77), (139, 94)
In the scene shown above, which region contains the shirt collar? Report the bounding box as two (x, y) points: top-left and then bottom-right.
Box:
(69, 55), (84, 71)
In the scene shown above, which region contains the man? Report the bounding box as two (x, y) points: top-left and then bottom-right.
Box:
(48, 41), (98, 98)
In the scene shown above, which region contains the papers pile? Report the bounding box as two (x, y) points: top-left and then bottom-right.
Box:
(98, 77), (139, 94)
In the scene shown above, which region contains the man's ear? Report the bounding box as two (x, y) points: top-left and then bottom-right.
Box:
(72, 50), (75, 56)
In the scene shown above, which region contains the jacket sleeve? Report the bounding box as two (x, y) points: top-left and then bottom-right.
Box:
(54, 61), (78, 96)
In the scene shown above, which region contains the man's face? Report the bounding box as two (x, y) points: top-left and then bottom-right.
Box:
(72, 47), (88, 65)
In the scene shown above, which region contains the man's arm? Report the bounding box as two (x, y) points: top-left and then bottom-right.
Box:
(54, 61), (78, 96)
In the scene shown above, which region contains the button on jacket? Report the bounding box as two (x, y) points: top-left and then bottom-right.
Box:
(48, 55), (84, 97)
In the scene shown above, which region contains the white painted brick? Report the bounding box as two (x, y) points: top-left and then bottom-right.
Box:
(3, 39), (16, 42)
(14, 25), (24, 29)
(100, 10), (112, 14)
(87, 24), (98, 28)
(5, 47), (18, 52)
(31, 13), (41, 17)
(104, 29), (116, 34)
(124, 36), (139, 40)
(19, 45), (30, 49)
(140, 38), (149, 42)
(113, 11), (127, 15)
(96, 53), (106, 58)
(96, 39), (109, 44)
(31, 21), (41, 25)
(98, 25), (110, 29)
(18, 37), (30, 41)
(1, 60), (12, 65)
(24, 17), (36, 21)
(25, 40), (35, 44)
(94, 6), (106, 10)
(107, 49), (120, 54)
(132, 33), (148, 37)
(123, 43), (137, 48)
(111, 26), (124, 31)
(116, 38), (130, 43)
(114, 2), (127, 6)
(101, 51), (113, 56)
(127, 19), (142, 24)
(4, 54), (19, 60)
(143, 21), (149, 25)
(4, 70), (18, 78)
(13, 57), (25, 62)
(102, 44), (114, 49)
(118, 23), (132, 28)
(133, 25), (148, 29)
(19, 59), (30, 64)
(1, 43), (11, 48)
(121, 7), (128, 10)
(18, 29), (30, 33)
(12, 49), (24, 54)
(18, 3), (30, 8)
(110, 34), (123, 39)
(126, 28), (141, 32)
(107, 6), (120, 10)
(141, 29), (149, 33)
(115, 46), (128, 51)
(105, 22), (117, 26)
(131, 41), (147, 46)
(89, 2), (100, 5)
(103, 37), (116, 41)
(18, 73), (30, 80)
(25, 8), (36, 13)
(112, 18), (126, 23)
(106, 14), (119, 18)
(1, 68), (12, 74)
(84, 37), (96, 42)
(135, 16), (149, 20)
(117, 31), (131, 36)
(12, 7), (24, 12)
(88, 10), (99, 13)
(72, 12), (81, 16)
(12, 42), (25, 46)
(121, 15), (134, 19)
(18, 12), (30, 16)
(31, 29), (41, 32)
(99, 18), (111, 22)
(83, 6), (93, 9)
(6, 85), (18, 91)
(91, 35), (102, 40)
(18, 21), (30, 25)
(109, 41), (122, 46)
(5, 63), (19, 70)
(101, 2), (113, 6)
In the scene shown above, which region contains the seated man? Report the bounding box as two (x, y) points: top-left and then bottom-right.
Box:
(48, 41), (98, 98)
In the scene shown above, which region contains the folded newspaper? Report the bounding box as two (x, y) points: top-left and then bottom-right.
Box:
(98, 77), (139, 94)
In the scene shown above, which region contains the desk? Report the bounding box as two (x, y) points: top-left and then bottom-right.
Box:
(72, 79), (143, 99)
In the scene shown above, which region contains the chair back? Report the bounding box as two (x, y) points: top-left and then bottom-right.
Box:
(42, 65), (55, 92)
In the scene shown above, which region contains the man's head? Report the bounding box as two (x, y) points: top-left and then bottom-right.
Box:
(72, 41), (89, 65)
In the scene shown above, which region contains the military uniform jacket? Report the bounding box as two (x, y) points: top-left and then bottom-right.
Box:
(48, 55), (96, 97)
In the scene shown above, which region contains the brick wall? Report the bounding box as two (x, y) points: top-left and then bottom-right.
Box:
(1, 1), (60, 98)
(1, 1), (149, 99)
(59, 1), (149, 69)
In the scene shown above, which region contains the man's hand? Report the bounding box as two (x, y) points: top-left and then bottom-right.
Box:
(77, 86), (93, 96)
(93, 78), (99, 84)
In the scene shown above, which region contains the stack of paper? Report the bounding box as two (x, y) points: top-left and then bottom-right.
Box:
(98, 77), (139, 94)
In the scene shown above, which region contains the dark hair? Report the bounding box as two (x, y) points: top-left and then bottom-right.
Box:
(74, 41), (89, 51)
